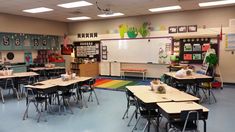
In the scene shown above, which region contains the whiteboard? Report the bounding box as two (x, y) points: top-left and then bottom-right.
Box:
(101, 37), (172, 64)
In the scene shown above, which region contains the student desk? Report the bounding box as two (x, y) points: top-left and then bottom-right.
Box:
(167, 65), (183, 72)
(29, 66), (65, 71)
(157, 102), (209, 132)
(26, 77), (92, 109)
(121, 68), (147, 80)
(164, 72), (213, 96)
(29, 67), (65, 79)
(0, 72), (39, 103)
(126, 85), (199, 132)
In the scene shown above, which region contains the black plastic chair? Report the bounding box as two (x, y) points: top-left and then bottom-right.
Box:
(122, 89), (137, 127)
(132, 97), (159, 132)
(80, 78), (99, 108)
(167, 109), (203, 132)
(23, 88), (48, 122)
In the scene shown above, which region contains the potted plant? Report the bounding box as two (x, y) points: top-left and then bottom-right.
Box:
(205, 53), (218, 76)
(127, 27), (138, 38)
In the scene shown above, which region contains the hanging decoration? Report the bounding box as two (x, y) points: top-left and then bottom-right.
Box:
(119, 24), (127, 38)
(2, 36), (10, 46)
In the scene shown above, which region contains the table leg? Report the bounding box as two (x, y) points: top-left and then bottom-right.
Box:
(203, 120), (207, 132)
(147, 110), (151, 132)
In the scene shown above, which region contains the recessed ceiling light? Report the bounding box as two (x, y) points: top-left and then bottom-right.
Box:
(67, 16), (91, 20)
(23, 7), (53, 13)
(149, 5), (181, 12)
(58, 1), (93, 8)
(199, 0), (235, 7)
(97, 13), (124, 18)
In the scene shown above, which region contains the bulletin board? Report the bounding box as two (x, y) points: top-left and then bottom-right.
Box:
(225, 34), (235, 50)
(178, 37), (219, 64)
(101, 37), (172, 64)
(74, 41), (101, 62)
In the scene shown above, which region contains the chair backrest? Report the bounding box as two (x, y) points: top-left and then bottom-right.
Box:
(180, 109), (203, 132)
(125, 90), (135, 102)
(88, 78), (96, 88)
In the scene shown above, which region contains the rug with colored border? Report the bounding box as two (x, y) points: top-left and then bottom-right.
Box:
(94, 78), (141, 91)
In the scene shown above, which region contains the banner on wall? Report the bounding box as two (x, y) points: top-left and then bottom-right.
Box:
(225, 34), (235, 50)
(24, 52), (33, 65)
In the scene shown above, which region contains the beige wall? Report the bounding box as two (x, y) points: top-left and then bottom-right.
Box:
(68, 6), (235, 35)
(67, 6), (235, 83)
(0, 13), (68, 35)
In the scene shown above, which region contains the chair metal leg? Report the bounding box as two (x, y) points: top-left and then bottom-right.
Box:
(127, 109), (136, 126)
(65, 99), (74, 114)
(23, 101), (31, 120)
(132, 116), (141, 131)
(210, 90), (217, 103)
(122, 107), (129, 119)
(82, 93), (88, 108)
(0, 88), (4, 103)
(93, 90), (99, 105)
(142, 121), (149, 132)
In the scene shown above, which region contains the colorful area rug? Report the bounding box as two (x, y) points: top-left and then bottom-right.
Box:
(94, 78), (141, 91)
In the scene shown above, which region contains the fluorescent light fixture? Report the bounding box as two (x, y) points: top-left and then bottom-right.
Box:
(23, 7), (53, 13)
(58, 1), (93, 8)
(67, 16), (91, 20)
(149, 5), (181, 12)
(199, 0), (235, 7)
(97, 13), (124, 18)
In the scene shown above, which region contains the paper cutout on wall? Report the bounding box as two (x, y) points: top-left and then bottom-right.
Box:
(24, 52), (33, 65)
(184, 54), (192, 60)
(193, 54), (202, 60)
(184, 43), (192, 51)
(202, 43), (210, 51)
(193, 44), (201, 51)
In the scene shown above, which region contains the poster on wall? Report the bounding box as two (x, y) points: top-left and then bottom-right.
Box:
(24, 52), (33, 65)
(225, 34), (235, 50)
(61, 44), (73, 55)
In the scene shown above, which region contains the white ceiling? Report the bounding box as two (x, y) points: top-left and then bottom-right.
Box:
(0, 0), (234, 22)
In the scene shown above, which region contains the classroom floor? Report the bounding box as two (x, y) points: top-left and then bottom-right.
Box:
(0, 83), (234, 132)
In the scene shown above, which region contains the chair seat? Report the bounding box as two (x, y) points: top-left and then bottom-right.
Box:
(60, 92), (75, 98)
(171, 121), (198, 131)
(81, 86), (93, 92)
(33, 97), (47, 103)
(139, 109), (158, 118)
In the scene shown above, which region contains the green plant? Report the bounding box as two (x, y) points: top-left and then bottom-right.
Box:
(206, 53), (218, 67)
(139, 22), (151, 38)
(127, 27), (138, 38)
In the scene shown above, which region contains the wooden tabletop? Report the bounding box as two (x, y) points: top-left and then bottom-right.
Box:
(41, 77), (92, 87)
(13, 72), (39, 77)
(0, 75), (15, 79)
(0, 72), (39, 79)
(127, 85), (199, 103)
(164, 72), (212, 80)
(25, 83), (57, 90)
(30, 67), (65, 71)
(157, 102), (209, 114)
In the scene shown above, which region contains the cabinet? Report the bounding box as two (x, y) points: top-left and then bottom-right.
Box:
(70, 62), (99, 77)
